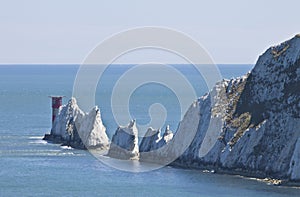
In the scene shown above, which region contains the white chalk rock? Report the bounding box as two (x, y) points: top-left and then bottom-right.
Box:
(50, 98), (109, 149)
(107, 120), (139, 160)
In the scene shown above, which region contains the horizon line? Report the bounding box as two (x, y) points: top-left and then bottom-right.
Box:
(0, 63), (254, 66)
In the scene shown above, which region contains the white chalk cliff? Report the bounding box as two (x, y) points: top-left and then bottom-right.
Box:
(45, 98), (109, 149)
(139, 125), (173, 152)
(170, 35), (300, 183)
(107, 120), (139, 160)
(139, 126), (174, 162)
(139, 127), (162, 152)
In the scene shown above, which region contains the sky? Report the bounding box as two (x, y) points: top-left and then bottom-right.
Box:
(0, 0), (299, 64)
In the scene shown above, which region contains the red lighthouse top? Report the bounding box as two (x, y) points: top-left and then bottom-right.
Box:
(49, 96), (64, 108)
(49, 96), (65, 124)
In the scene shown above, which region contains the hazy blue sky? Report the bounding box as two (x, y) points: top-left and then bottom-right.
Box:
(0, 0), (299, 64)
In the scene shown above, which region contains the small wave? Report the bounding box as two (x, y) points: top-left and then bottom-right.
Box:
(202, 170), (215, 173)
(28, 136), (44, 140)
(60, 146), (73, 150)
(0, 149), (60, 156)
(29, 140), (47, 144)
(95, 154), (110, 159)
(59, 152), (75, 156)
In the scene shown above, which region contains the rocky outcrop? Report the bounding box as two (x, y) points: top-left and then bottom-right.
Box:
(43, 98), (110, 149)
(160, 125), (174, 147)
(171, 35), (300, 183)
(139, 126), (174, 162)
(139, 127), (162, 152)
(139, 125), (173, 152)
(107, 120), (139, 160)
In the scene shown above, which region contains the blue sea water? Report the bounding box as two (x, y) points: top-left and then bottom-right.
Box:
(0, 64), (299, 196)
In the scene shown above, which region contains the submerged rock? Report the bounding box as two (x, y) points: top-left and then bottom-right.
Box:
(43, 98), (109, 149)
(107, 120), (139, 160)
(171, 35), (300, 182)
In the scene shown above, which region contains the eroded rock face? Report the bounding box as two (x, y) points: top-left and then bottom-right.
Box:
(139, 126), (174, 162)
(78, 106), (110, 149)
(172, 35), (300, 182)
(107, 120), (139, 160)
(139, 127), (162, 152)
(139, 125), (174, 152)
(51, 98), (84, 139)
(289, 137), (300, 181)
(44, 98), (110, 149)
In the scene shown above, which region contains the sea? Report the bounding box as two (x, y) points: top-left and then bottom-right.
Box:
(0, 64), (299, 196)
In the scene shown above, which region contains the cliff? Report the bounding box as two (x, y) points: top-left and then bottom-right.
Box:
(139, 126), (173, 152)
(107, 120), (139, 160)
(139, 126), (174, 162)
(171, 35), (300, 183)
(43, 98), (110, 150)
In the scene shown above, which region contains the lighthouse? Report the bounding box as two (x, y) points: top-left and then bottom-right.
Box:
(49, 96), (64, 126)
